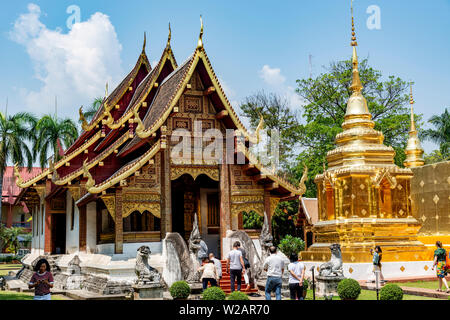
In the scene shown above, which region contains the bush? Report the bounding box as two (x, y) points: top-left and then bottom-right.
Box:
(303, 279), (309, 290)
(243, 211), (263, 229)
(278, 235), (305, 257)
(227, 291), (249, 300)
(169, 281), (191, 300)
(202, 287), (226, 300)
(337, 279), (361, 300)
(380, 284), (403, 300)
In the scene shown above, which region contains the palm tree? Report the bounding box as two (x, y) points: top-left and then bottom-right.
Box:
(80, 97), (103, 123)
(33, 115), (79, 168)
(0, 227), (25, 255)
(0, 112), (36, 225)
(422, 108), (450, 159)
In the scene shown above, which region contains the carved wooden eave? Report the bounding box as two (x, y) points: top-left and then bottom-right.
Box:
(122, 192), (161, 219)
(170, 166), (219, 182)
(230, 190), (265, 217)
(86, 140), (162, 194)
(100, 194), (116, 221)
(67, 186), (81, 202)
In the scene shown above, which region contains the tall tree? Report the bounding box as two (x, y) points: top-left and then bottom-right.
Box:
(80, 97), (103, 123)
(0, 112), (36, 225)
(33, 115), (78, 168)
(293, 59), (417, 197)
(422, 108), (450, 159)
(240, 91), (302, 169)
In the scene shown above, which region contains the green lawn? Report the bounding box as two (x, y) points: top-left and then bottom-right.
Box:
(304, 288), (441, 300)
(0, 291), (68, 300)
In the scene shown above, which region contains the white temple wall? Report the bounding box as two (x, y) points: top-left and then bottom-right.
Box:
(65, 191), (79, 254)
(31, 203), (45, 254)
(86, 202), (97, 253)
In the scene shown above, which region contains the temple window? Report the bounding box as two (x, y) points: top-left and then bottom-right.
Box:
(123, 211), (161, 232)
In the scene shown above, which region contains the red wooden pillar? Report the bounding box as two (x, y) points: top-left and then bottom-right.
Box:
(44, 199), (52, 254)
(115, 188), (123, 254)
(79, 205), (87, 252)
(219, 162), (231, 259)
(6, 204), (13, 228)
(44, 180), (52, 254)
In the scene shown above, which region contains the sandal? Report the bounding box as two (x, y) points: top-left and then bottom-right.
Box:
(436, 289), (442, 292)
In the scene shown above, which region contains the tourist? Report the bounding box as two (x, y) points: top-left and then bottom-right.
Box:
(209, 253), (222, 280)
(236, 242), (251, 290)
(288, 252), (305, 300)
(28, 258), (54, 300)
(263, 246), (284, 300)
(370, 246), (385, 284)
(431, 241), (449, 293)
(198, 258), (218, 291)
(226, 241), (246, 292)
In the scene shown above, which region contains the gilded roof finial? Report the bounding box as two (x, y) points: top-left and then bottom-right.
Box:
(404, 82), (424, 168)
(409, 82), (416, 132)
(142, 31), (147, 52)
(167, 23), (172, 47)
(197, 15), (204, 49)
(349, 0), (363, 93)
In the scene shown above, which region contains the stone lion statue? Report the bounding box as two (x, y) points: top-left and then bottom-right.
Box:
(319, 244), (344, 277)
(135, 246), (161, 285)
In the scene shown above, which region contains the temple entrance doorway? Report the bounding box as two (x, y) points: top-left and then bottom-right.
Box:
(52, 213), (66, 254)
(171, 173), (220, 255)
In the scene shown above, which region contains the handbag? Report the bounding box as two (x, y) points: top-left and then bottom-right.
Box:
(445, 251), (450, 270)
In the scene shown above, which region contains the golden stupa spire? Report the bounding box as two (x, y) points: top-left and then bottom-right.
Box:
(325, 0), (395, 170)
(197, 15), (204, 49)
(404, 82), (425, 168)
(350, 0), (363, 93)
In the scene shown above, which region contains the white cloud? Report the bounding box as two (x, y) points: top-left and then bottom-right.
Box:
(10, 3), (123, 118)
(258, 65), (303, 109)
(259, 65), (286, 87)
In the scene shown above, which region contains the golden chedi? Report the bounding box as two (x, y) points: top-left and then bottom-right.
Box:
(403, 84), (425, 168)
(301, 7), (429, 263)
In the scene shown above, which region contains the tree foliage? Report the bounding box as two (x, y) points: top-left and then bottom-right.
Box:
(0, 227), (26, 255)
(242, 211), (263, 229)
(81, 97), (103, 123)
(33, 115), (78, 168)
(240, 91), (302, 168)
(293, 59), (416, 197)
(422, 108), (450, 159)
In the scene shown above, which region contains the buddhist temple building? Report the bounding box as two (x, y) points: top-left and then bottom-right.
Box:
(14, 23), (306, 258)
(300, 5), (430, 265)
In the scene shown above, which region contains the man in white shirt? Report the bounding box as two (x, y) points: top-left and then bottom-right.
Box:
(263, 246), (284, 300)
(226, 241), (246, 292)
(288, 252), (305, 300)
(209, 253), (222, 280)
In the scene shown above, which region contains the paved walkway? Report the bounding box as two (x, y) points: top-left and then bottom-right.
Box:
(361, 281), (450, 300)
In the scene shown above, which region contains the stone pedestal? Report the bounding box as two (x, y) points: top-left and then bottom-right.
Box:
(132, 283), (164, 300)
(315, 275), (345, 298)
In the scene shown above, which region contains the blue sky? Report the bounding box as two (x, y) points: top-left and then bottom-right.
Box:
(0, 0), (449, 153)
